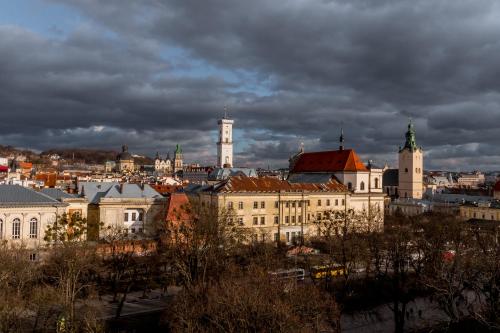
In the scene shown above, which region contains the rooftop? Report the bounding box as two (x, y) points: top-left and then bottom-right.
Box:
(211, 175), (347, 193)
(291, 149), (368, 173)
(78, 182), (163, 204)
(0, 185), (67, 207)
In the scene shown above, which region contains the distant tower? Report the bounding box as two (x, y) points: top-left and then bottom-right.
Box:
(398, 120), (423, 199)
(174, 144), (183, 173)
(217, 108), (234, 168)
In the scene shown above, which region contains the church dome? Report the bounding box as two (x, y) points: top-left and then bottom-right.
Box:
(117, 145), (133, 161)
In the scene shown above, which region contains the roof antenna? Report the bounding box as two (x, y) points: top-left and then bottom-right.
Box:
(223, 105), (228, 119)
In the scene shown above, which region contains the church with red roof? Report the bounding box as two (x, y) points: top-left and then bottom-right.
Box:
(288, 130), (383, 196)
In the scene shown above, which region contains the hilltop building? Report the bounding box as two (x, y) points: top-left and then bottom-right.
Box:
(398, 121), (423, 199)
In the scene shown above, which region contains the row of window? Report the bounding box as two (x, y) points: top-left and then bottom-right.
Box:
(123, 227), (144, 234)
(251, 231), (303, 243)
(124, 211), (144, 222)
(230, 214), (314, 226)
(404, 168), (422, 173)
(0, 218), (38, 239)
(464, 211), (499, 220)
(227, 198), (348, 210)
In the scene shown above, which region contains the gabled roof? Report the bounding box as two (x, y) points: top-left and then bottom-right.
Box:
(208, 167), (258, 181)
(40, 188), (77, 201)
(166, 193), (191, 222)
(291, 149), (368, 173)
(212, 176), (346, 193)
(0, 185), (67, 207)
(78, 182), (162, 204)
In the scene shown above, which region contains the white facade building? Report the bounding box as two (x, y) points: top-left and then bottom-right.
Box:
(217, 115), (234, 168)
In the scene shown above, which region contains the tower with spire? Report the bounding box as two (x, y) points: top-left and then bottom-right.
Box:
(174, 144), (183, 173)
(398, 120), (423, 199)
(217, 106), (234, 168)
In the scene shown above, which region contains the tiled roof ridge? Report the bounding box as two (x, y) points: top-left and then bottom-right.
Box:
(36, 190), (63, 203)
(217, 175), (346, 193)
(291, 148), (368, 173)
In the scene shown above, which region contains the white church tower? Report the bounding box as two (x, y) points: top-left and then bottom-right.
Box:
(217, 110), (234, 168)
(398, 120), (423, 199)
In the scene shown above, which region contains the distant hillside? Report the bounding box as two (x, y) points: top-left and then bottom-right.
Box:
(0, 145), (38, 159)
(41, 148), (153, 165)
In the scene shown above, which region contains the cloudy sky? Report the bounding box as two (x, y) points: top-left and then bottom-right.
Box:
(1, 0), (500, 170)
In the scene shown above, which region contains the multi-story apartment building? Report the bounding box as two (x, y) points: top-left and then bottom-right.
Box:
(196, 176), (384, 244)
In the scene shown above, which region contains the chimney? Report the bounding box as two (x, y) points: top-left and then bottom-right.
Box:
(119, 183), (124, 194)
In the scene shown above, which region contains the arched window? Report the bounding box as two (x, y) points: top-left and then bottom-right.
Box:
(12, 218), (20, 239)
(0, 219), (3, 239)
(29, 218), (38, 239)
(347, 182), (352, 190)
(360, 181), (365, 191)
(374, 178), (379, 189)
(405, 168), (408, 173)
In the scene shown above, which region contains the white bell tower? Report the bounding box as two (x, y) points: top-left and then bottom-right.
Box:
(217, 108), (234, 168)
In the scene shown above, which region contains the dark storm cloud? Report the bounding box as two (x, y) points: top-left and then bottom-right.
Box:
(2, 0), (500, 169)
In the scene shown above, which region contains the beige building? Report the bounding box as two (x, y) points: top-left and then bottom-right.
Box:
(457, 172), (485, 188)
(196, 176), (384, 244)
(460, 201), (500, 221)
(0, 185), (69, 254)
(117, 145), (135, 173)
(78, 182), (166, 239)
(40, 188), (89, 219)
(398, 121), (423, 199)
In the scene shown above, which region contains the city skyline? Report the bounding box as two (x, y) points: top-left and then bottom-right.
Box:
(2, 1), (500, 170)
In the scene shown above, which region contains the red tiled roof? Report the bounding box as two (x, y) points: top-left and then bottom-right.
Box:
(166, 193), (191, 222)
(291, 149), (368, 173)
(18, 162), (33, 169)
(216, 176), (346, 193)
(36, 173), (57, 187)
(494, 180), (500, 192)
(152, 184), (183, 194)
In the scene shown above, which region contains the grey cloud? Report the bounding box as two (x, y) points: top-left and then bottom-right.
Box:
(1, 0), (500, 170)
